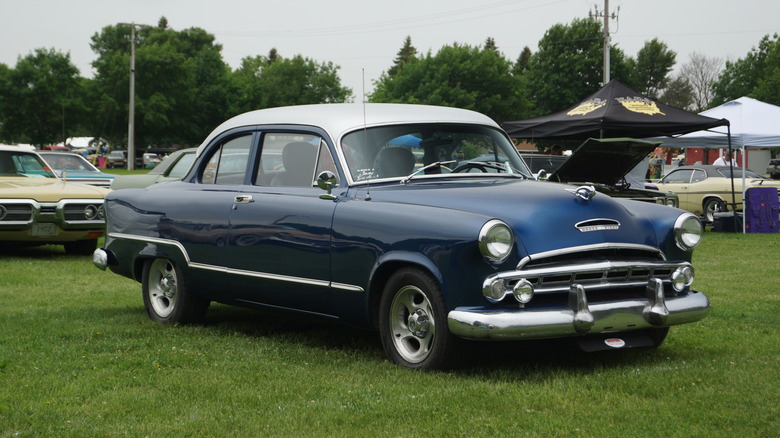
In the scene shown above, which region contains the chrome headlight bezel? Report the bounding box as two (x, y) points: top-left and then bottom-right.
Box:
(674, 212), (703, 251)
(478, 219), (514, 262)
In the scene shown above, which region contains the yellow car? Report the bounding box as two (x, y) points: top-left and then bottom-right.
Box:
(649, 164), (780, 222)
(0, 146), (109, 254)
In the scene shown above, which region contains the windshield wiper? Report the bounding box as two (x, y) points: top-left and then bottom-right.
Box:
(402, 160), (456, 184)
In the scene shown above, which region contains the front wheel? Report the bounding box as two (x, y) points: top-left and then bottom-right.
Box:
(142, 258), (208, 324)
(703, 198), (727, 223)
(379, 268), (460, 370)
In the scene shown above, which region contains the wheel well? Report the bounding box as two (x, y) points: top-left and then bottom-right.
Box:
(703, 196), (726, 209)
(368, 261), (439, 330)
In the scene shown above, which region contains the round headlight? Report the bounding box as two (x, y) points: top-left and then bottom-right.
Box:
(478, 220), (514, 262)
(84, 204), (99, 220)
(674, 213), (703, 251)
(671, 266), (694, 291)
(512, 279), (535, 303)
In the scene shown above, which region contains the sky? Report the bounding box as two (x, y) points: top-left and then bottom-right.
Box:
(1, 0), (779, 100)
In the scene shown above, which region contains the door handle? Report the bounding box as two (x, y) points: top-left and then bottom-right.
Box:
(234, 195), (254, 204)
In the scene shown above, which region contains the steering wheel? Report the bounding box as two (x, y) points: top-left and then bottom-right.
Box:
(452, 162), (489, 173)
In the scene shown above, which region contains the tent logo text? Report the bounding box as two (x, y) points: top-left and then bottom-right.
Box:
(566, 98), (606, 116)
(615, 97), (666, 116)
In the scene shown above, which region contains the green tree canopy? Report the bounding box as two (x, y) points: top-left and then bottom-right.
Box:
(231, 50), (352, 114)
(370, 43), (529, 122)
(387, 36), (418, 77)
(626, 38), (676, 98)
(0, 48), (83, 146)
(712, 33), (780, 106)
(524, 18), (630, 116)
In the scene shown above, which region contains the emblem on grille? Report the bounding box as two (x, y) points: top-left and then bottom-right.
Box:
(566, 185), (597, 201)
(575, 218), (620, 232)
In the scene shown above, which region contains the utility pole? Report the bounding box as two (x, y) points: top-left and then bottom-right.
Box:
(119, 22), (149, 170)
(590, 1), (619, 85)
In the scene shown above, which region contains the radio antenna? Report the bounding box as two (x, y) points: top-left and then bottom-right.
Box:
(362, 68), (371, 201)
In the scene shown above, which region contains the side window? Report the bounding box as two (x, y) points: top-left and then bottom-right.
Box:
(691, 169), (707, 183)
(201, 135), (252, 185)
(663, 169), (693, 184)
(255, 133), (327, 187)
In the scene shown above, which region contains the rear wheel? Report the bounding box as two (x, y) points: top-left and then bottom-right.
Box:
(703, 198), (727, 223)
(379, 267), (460, 370)
(142, 258), (208, 324)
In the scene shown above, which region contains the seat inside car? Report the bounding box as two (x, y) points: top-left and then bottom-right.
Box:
(270, 142), (317, 187)
(377, 147), (415, 178)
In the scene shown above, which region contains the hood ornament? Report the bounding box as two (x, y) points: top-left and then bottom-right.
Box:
(566, 185), (597, 202)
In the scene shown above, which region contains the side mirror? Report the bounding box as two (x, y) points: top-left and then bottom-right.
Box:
(317, 171), (338, 200)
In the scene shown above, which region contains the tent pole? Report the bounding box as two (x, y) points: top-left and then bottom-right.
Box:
(726, 125), (738, 232)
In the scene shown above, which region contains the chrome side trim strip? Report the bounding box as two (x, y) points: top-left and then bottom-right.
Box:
(109, 232), (364, 293)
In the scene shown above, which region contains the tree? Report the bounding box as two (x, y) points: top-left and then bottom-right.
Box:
(89, 20), (234, 147)
(484, 37), (498, 52)
(512, 46), (532, 76)
(524, 18), (630, 115)
(712, 33), (780, 106)
(0, 48), (84, 146)
(231, 52), (351, 114)
(679, 52), (722, 111)
(370, 43), (529, 122)
(387, 36), (418, 77)
(659, 75), (695, 110)
(626, 38), (676, 98)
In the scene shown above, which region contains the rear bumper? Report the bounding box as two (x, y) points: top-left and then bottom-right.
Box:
(448, 279), (709, 340)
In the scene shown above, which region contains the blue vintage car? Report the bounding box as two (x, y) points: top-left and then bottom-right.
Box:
(93, 104), (709, 370)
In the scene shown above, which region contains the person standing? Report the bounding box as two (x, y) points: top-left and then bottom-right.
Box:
(713, 152), (734, 166)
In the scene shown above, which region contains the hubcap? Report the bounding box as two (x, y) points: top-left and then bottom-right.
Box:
(389, 285), (435, 364)
(147, 259), (177, 318)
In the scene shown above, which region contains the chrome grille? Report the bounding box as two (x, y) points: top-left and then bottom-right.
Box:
(0, 203), (34, 223)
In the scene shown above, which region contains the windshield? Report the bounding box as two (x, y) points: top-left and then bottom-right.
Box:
(340, 124), (531, 183)
(40, 153), (98, 172)
(0, 151), (57, 178)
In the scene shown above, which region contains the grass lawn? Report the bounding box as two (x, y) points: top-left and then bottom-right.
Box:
(1, 232), (778, 437)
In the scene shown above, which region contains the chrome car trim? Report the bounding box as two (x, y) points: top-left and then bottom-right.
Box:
(516, 243), (666, 269)
(575, 218), (620, 232)
(449, 280), (710, 340)
(108, 232), (364, 293)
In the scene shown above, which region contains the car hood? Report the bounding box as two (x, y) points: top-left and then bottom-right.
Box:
(549, 138), (659, 185)
(367, 178), (661, 256)
(0, 176), (109, 201)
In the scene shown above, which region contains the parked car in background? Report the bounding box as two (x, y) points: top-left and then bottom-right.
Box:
(143, 153), (161, 168)
(0, 146), (108, 255)
(542, 138), (678, 207)
(518, 153), (567, 179)
(649, 165), (780, 222)
(106, 151), (127, 168)
(39, 151), (115, 187)
(767, 159), (780, 179)
(110, 148), (197, 190)
(93, 104), (709, 370)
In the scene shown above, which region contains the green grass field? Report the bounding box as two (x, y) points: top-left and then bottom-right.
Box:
(1, 232), (778, 437)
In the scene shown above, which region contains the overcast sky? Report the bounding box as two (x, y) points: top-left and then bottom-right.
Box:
(2, 0), (778, 100)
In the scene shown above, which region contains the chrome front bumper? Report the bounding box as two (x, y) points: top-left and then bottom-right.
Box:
(448, 279), (710, 340)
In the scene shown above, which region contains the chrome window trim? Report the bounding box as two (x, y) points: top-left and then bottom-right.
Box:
(109, 232), (364, 293)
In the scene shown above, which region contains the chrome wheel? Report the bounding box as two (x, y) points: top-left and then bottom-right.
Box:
(146, 259), (178, 318)
(388, 285), (436, 364)
(704, 199), (726, 223)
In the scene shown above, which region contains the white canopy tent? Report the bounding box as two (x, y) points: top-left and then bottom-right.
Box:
(647, 97), (780, 233)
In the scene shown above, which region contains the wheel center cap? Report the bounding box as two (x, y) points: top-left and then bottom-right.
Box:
(407, 309), (430, 338)
(161, 275), (175, 295)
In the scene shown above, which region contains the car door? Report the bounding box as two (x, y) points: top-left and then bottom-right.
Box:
(659, 169), (694, 212)
(226, 132), (339, 315)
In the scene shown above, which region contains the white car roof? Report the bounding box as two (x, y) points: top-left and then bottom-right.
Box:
(196, 103), (500, 155)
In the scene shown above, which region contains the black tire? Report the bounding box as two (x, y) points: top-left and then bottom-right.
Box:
(141, 258), (209, 324)
(648, 327), (670, 348)
(378, 267), (460, 370)
(64, 238), (97, 256)
(703, 198), (727, 223)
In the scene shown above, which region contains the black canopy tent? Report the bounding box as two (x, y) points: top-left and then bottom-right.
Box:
(503, 80), (741, 229)
(502, 80), (729, 140)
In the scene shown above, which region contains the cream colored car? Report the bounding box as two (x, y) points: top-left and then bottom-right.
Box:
(0, 146), (109, 254)
(650, 164), (780, 222)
